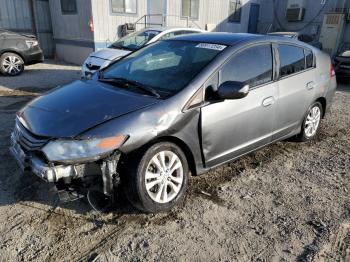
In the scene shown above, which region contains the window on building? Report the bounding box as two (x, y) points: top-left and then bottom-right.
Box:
(60, 0), (77, 15)
(278, 45), (306, 77)
(182, 0), (199, 19)
(228, 0), (242, 23)
(111, 0), (137, 14)
(221, 45), (273, 88)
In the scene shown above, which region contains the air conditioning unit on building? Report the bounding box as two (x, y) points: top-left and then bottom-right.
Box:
(286, 0), (306, 22)
(319, 13), (345, 56)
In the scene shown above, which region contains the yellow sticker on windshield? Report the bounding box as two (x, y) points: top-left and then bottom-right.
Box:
(195, 43), (226, 51)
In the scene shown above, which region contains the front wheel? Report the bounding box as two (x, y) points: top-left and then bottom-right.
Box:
(124, 142), (189, 213)
(297, 101), (323, 142)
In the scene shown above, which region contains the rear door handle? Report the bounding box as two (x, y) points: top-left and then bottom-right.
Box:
(307, 81), (316, 90)
(262, 96), (275, 107)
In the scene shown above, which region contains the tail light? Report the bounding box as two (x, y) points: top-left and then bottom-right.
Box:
(330, 63), (336, 79)
(25, 40), (38, 48)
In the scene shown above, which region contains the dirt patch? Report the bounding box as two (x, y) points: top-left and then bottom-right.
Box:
(0, 88), (349, 261)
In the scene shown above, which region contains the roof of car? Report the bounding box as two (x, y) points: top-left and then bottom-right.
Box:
(268, 32), (298, 35)
(144, 26), (204, 32)
(168, 32), (266, 46)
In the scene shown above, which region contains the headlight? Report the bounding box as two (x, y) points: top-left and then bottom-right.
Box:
(25, 40), (38, 48)
(42, 135), (127, 162)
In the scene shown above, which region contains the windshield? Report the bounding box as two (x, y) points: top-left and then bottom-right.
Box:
(102, 40), (225, 96)
(109, 30), (161, 51)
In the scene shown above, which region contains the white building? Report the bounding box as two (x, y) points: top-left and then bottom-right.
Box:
(49, 0), (262, 64)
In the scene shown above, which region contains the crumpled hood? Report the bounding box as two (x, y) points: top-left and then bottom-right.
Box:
(90, 48), (131, 61)
(18, 80), (158, 138)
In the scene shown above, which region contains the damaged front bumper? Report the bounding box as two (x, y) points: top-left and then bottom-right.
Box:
(10, 132), (121, 196)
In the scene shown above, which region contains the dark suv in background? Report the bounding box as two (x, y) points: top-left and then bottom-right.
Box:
(333, 43), (350, 82)
(0, 29), (44, 76)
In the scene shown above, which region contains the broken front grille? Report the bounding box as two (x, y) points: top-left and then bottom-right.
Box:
(14, 121), (49, 151)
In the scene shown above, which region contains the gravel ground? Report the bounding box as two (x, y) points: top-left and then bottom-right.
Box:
(0, 60), (81, 92)
(0, 65), (349, 261)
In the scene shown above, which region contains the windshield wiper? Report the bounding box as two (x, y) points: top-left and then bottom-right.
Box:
(111, 45), (134, 51)
(98, 77), (161, 98)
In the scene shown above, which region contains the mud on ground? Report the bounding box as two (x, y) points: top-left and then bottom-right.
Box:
(0, 87), (349, 261)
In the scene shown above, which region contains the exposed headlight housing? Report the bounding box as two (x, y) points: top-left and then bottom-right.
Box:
(25, 40), (38, 48)
(42, 135), (127, 163)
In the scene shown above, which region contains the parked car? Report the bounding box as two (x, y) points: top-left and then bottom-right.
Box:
(268, 32), (323, 50)
(81, 27), (205, 78)
(10, 33), (336, 213)
(333, 43), (350, 82)
(0, 29), (44, 76)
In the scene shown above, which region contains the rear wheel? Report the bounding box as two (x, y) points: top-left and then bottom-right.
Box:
(124, 142), (188, 213)
(0, 52), (24, 76)
(297, 101), (323, 142)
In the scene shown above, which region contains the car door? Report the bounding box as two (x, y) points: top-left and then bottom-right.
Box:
(272, 44), (316, 140)
(201, 44), (278, 167)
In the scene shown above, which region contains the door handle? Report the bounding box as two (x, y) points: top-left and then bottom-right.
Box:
(262, 96), (275, 107)
(307, 81), (316, 90)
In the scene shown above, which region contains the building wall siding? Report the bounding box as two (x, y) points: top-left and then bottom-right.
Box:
(91, 0), (258, 48)
(167, 0), (260, 32)
(91, 0), (148, 45)
(0, 0), (33, 32)
(272, 0), (350, 37)
(49, 0), (93, 41)
(49, 0), (94, 64)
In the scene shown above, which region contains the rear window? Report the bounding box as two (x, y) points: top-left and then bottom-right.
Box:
(278, 45), (306, 77)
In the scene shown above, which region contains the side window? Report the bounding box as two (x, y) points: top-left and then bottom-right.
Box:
(278, 45), (305, 77)
(220, 44), (273, 88)
(61, 0), (77, 15)
(305, 49), (314, 69)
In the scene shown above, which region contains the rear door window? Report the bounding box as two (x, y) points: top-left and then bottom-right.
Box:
(304, 49), (314, 69)
(220, 44), (273, 88)
(278, 45), (306, 77)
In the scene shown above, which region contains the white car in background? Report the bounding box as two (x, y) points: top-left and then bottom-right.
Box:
(82, 27), (205, 78)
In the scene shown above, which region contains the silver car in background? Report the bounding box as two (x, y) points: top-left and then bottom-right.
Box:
(82, 27), (205, 78)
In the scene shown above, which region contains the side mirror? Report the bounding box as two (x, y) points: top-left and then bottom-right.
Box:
(217, 81), (249, 100)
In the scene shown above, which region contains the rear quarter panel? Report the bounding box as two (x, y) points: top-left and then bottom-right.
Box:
(313, 49), (337, 115)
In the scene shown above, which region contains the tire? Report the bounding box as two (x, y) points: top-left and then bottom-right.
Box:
(296, 101), (323, 142)
(0, 52), (24, 76)
(123, 142), (189, 213)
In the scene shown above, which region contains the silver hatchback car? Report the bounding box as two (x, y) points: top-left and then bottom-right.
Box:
(10, 33), (336, 213)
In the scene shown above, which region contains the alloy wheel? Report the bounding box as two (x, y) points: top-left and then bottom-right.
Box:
(3, 55), (23, 75)
(304, 106), (321, 138)
(145, 150), (184, 204)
